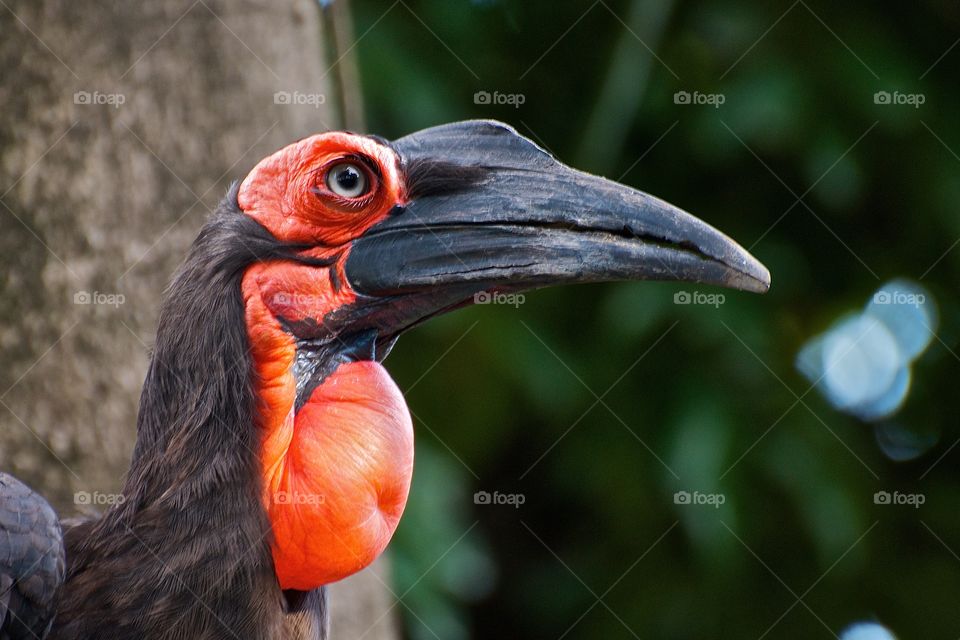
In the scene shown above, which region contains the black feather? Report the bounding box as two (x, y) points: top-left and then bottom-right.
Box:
(402, 157), (489, 201)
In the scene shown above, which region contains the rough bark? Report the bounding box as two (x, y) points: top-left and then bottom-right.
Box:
(0, 1), (397, 638)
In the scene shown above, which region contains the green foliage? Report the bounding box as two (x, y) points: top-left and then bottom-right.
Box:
(351, 0), (960, 637)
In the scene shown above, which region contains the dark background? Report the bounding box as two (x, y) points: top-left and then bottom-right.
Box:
(349, 1), (960, 638)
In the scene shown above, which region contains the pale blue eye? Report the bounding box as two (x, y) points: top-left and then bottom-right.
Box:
(326, 163), (368, 198)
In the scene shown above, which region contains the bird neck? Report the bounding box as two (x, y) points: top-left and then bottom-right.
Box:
(55, 199), (307, 638)
(55, 193), (412, 636)
(241, 260), (414, 591)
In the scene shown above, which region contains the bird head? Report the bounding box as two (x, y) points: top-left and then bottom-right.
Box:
(231, 120), (769, 591)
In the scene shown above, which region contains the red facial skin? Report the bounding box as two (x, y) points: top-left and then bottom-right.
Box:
(238, 133), (414, 590)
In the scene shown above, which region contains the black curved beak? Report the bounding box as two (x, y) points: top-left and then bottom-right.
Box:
(344, 120), (770, 344)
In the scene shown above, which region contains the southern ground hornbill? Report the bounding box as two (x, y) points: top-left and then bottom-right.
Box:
(0, 120), (769, 639)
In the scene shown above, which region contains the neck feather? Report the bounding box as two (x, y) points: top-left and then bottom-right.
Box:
(54, 187), (325, 639)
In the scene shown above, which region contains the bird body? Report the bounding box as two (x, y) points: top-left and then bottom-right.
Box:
(0, 120), (769, 638)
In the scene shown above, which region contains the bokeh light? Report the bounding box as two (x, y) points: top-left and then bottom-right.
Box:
(840, 622), (898, 640)
(796, 279), (936, 422)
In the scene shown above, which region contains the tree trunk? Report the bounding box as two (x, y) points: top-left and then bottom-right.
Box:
(0, 1), (397, 638)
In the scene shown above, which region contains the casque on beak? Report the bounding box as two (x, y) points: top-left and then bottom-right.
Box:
(343, 120), (770, 344)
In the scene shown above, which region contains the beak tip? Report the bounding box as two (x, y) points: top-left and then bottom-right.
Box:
(729, 254), (771, 294)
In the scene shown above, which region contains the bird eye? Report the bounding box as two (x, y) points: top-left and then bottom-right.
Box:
(325, 162), (369, 198)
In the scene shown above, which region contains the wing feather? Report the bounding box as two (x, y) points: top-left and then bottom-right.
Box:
(0, 473), (64, 640)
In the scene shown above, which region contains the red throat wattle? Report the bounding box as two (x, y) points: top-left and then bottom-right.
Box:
(237, 132), (414, 590)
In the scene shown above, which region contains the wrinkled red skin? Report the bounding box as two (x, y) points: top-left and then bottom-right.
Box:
(238, 132), (414, 590)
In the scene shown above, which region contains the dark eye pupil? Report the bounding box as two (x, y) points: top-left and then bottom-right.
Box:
(337, 167), (360, 190)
